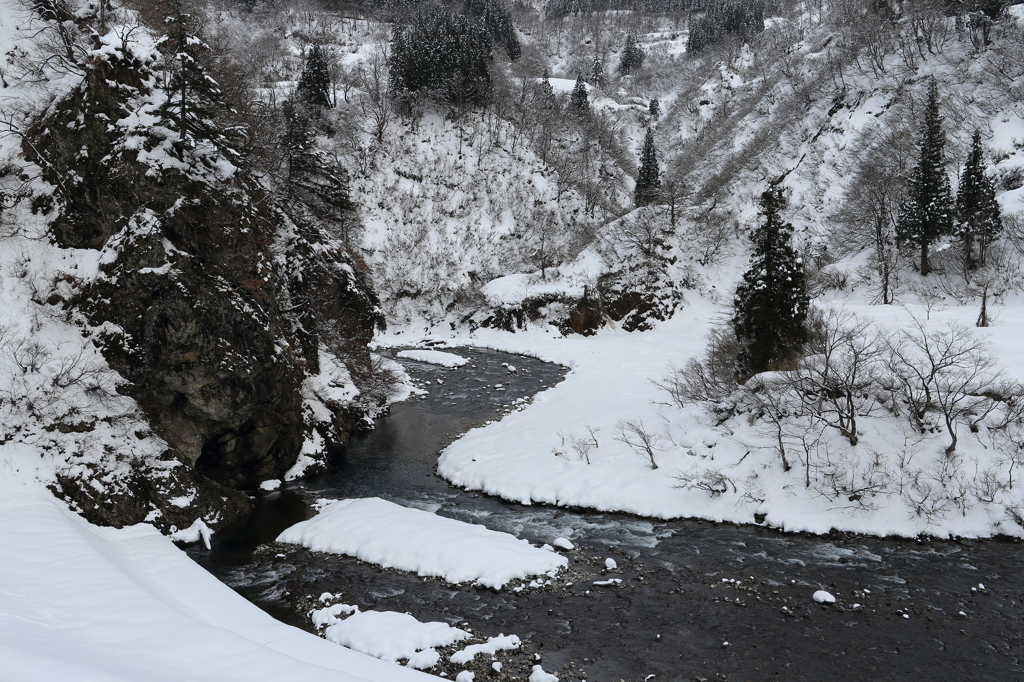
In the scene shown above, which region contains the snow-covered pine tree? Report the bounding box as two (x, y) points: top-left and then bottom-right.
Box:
(279, 100), (355, 239)
(896, 79), (954, 276)
(618, 34), (644, 75)
(465, 0), (520, 60)
(589, 54), (604, 88)
(296, 44), (333, 108)
(634, 128), (661, 207)
(570, 74), (589, 118)
(649, 98), (660, 120)
(956, 130), (1002, 267)
(732, 187), (809, 380)
(156, 0), (236, 161)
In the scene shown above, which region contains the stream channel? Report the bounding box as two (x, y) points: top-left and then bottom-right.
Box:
(187, 347), (1023, 682)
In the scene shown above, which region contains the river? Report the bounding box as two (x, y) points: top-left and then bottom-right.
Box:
(187, 347), (1023, 681)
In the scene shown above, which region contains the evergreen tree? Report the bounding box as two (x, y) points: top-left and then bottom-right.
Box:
(896, 79), (954, 276)
(156, 0), (236, 160)
(389, 7), (493, 108)
(569, 73), (589, 118)
(296, 44), (333, 108)
(648, 98), (660, 120)
(466, 0), (521, 60)
(956, 130), (1002, 267)
(732, 187), (809, 379)
(589, 54), (604, 88)
(634, 128), (661, 207)
(618, 34), (644, 75)
(280, 100), (354, 236)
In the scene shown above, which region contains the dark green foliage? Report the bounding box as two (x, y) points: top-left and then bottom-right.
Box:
(634, 128), (661, 207)
(296, 44), (333, 108)
(390, 7), (493, 107)
(896, 80), (954, 276)
(649, 98), (660, 120)
(956, 130), (1002, 266)
(570, 73), (590, 117)
(686, 0), (765, 53)
(732, 188), (809, 380)
(465, 0), (521, 60)
(156, 0), (237, 160)
(618, 34), (644, 74)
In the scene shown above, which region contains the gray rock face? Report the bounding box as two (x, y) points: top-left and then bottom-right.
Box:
(27, 38), (382, 528)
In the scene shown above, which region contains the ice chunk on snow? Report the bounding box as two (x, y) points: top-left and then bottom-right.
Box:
(407, 648), (441, 669)
(169, 518), (212, 550)
(605, 558), (617, 570)
(553, 537), (574, 550)
(450, 634), (521, 664)
(322, 610), (470, 664)
(530, 664), (559, 682)
(812, 590), (836, 604)
(259, 479), (282, 491)
(396, 349), (469, 368)
(277, 498), (567, 588)
(311, 603), (359, 629)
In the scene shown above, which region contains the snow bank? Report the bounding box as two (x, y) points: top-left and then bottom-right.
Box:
(424, 296), (1024, 539)
(396, 349), (470, 368)
(0, 495), (433, 682)
(320, 609), (471, 664)
(277, 497), (567, 588)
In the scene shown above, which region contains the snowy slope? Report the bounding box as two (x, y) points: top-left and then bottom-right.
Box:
(0, 492), (434, 682)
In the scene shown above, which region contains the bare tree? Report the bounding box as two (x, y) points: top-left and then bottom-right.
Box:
(613, 418), (664, 469)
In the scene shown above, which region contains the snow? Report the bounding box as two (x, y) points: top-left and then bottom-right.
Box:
(387, 290), (1024, 539)
(169, 518), (213, 550)
(276, 497), (567, 588)
(396, 349), (470, 368)
(455, 672), (475, 682)
(604, 558), (618, 570)
(0, 495), (435, 682)
(260, 479), (283, 491)
(553, 537), (574, 550)
(812, 590), (836, 604)
(318, 609), (470, 665)
(530, 664), (560, 682)
(449, 634), (521, 664)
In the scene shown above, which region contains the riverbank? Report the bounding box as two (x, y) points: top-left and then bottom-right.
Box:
(192, 346), (1023, 681)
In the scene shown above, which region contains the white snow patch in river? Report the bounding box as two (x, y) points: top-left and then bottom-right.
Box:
(277, 497), (567, 588)
(396, 349), (469, 368)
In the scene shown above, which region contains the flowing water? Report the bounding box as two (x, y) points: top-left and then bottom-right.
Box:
(188, 347), (1023, 681)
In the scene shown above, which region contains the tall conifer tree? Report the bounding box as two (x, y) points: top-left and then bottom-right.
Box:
(635, 128), (661, 207)
(296, 44), (333, 108)
(732, 187), (809, 379)
(956, 130), (1002, 267)
(897, 79), (954, 276)
(570, 74), (589, 118)
(618, 34), (644, 74)
(157, 0), (235, 160)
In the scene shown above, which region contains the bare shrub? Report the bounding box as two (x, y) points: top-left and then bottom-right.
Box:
(654, 325), (740, 408)
(882, 316), (1003, 456)
(613, 418), (665, 470)
(673, 467), (736, 497)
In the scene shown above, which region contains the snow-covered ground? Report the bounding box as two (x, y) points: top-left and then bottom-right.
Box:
(378, 288), (1024, 539)
(277, 497), (568, 588)
(0, 490), (434, 682)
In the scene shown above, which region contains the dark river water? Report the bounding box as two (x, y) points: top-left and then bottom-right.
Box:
(188, 346), (1024, 682)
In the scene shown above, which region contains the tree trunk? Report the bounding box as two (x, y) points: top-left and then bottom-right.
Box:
(920, 241), (930, 276)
